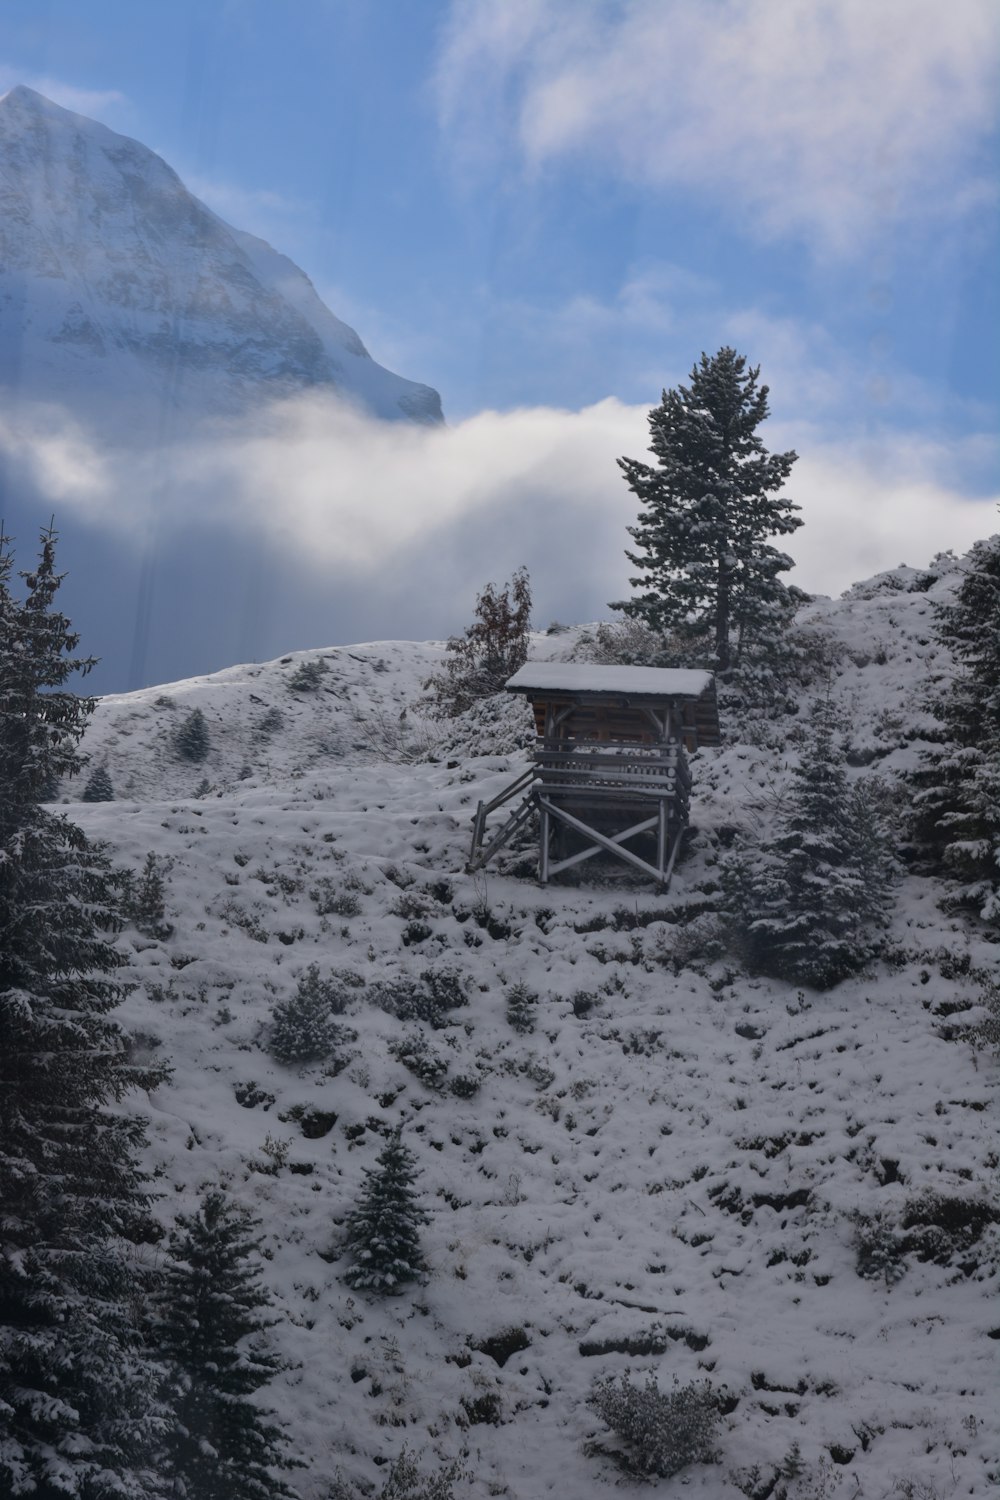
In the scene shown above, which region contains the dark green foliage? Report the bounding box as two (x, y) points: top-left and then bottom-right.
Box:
(342, 1132), (429, 1294)
(174, 707), (210, 762)
(425, 567), (532, 716)
(911, 534), (1000, 922)
(588, 1372), (720, 1478)
(129, 851), (174, 940)
(611, 348), (800, 677)
(82, 763), (115, 801)
(724, 701), (895, 989)
(0, 525), (169, 1498)
(268, 964), (347, 1065)
(157, 1190), (298, 1500)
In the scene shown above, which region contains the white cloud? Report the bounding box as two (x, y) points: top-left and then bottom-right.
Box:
(435, 0), (1000, 253)
(1, 394), (994, 636)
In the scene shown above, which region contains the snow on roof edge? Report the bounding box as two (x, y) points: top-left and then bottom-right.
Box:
(505, 662), (714, 697)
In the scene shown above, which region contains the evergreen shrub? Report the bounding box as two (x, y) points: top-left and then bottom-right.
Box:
(370, 966), (469, 1029)
(174, 706), (210, 762)
(268, 964), (348, 1065)
(81, 764), (114, 801)
(342, 1131), (429, 1294)
(288, 658), (329, 692)
(129, 851), (174, 939)
(723, 701), (895, 988)
(505, 980), (537, 1033)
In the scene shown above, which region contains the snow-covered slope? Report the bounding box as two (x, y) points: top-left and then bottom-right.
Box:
(0, 85), (442, 429)
(66, 554), (999, 1499)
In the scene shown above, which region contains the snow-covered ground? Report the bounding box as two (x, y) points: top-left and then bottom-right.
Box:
(67, 552), (999, 1499)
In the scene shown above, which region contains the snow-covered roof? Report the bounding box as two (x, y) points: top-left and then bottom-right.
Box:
(505, 662), (714, 699)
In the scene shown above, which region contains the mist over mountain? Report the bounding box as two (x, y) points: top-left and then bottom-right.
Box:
(0, 85), (446, 691)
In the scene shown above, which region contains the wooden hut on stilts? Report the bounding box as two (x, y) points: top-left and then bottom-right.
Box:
(468, 663), (720, 890)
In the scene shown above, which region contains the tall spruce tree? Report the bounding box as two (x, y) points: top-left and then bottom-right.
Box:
(911, 534), (1000, 923)
(156, 1191), (297, 1500)
(0, 525), (168, 1498)
(612, 348), (800, 677)
(724, 700), (895, 989)
(343, 1131), (429, 1295)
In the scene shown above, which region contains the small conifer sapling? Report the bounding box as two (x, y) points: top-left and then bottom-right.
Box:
(268, 964), (346, 1065)
(82, 763), (114, 801)
(175, 706), (210, 762)
(342, 1131), (429, 1294)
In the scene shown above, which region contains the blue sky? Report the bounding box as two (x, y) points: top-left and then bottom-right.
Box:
(2, 0), (999, 680)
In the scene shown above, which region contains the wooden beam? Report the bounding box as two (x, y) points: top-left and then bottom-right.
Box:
(538, 798), (668, 881)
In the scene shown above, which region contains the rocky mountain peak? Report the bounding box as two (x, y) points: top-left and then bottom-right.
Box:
(0, 86), (443, 429)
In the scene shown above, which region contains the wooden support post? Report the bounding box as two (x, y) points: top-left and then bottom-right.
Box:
(539, 801), (550, 883)
(657, 796), (667, 883)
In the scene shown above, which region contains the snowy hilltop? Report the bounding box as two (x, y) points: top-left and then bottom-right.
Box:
(50, 546), (999, 1499)
(0, 85), (443, 431)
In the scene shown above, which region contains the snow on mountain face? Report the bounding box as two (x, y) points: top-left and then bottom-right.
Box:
(63, 558), (1000, 1499)
(0, 85), (442, 428)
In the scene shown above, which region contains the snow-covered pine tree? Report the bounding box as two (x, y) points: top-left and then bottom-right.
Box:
(128, 851), (174, 940)
(911, 534), (1000, 924)
(0, 524), (169, 1498)
(724, 700), (895, 989)
(83, 763), (115, 801)
(343, 1131), (429, 1294)
(611, 348), (800, 678)
(157, 1190), (298, 1500)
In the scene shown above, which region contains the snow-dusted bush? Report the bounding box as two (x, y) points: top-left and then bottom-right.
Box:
(342, 1131), (429, 1295)
(288, 657), (329, 692)
(967, 975), (1000, 1053)
(328, 1449), (464, 1500)
(388, 1031), (449, 1090)
(580, 616), (687, 668)
(850, 1209), (908, 1288)
(423, 567), (531, 717)
(311, 877), (362, 917)
(588, 1372), (721, 1478)
(268, 965), (348, 1065)
(370, 966), (469, 1029)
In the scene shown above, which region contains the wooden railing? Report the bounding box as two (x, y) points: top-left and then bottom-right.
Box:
(533, 738), (691, 802)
